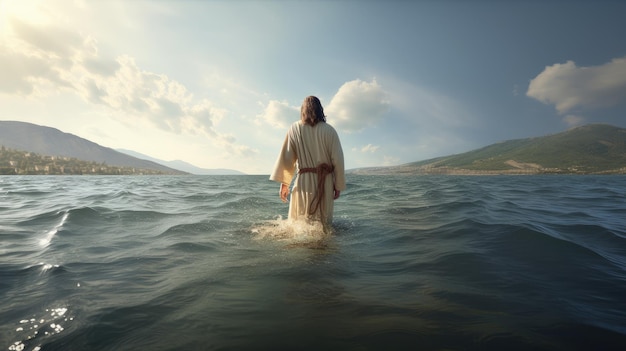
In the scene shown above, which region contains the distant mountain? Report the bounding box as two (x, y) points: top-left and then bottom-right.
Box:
(0, 121), (186, 175)
(350, 124), (626, 175)
(117, 149), (245, 175)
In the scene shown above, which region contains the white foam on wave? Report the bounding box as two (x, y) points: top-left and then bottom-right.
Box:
(251, 216), (332, 244)
(38, 262), (60, 273)
(39, 211), (69, 247)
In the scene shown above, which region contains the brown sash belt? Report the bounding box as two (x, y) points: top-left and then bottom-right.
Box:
(298, 163), (334, 218)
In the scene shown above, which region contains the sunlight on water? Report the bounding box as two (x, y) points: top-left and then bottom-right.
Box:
(9, 307), (71, 351)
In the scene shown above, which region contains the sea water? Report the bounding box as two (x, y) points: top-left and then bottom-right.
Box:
(1, 175), (625, 350)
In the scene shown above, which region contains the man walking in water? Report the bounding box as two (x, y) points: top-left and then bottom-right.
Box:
(270, 96), (346, 228)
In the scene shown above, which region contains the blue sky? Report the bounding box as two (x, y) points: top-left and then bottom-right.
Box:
(1, 0), (625, 174)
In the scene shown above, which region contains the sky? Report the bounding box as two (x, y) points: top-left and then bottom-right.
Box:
(1, 0), (625, 174)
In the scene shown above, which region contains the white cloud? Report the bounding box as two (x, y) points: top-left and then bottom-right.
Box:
(255, 100), (298, 129)
(76, 55), (225, 135)
(0, 14), (256, 157)
(527, 57), (626, 114)
(9, 16), (84, 58)
(326, 79), (390, 133)
(257, 79), (390, 133)
(360, 144), (379, 153)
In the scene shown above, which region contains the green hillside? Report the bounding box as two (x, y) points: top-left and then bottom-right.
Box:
(353, 124), (626, 175)
(0, 147), (176, 175)
(0, 121), (187, 174)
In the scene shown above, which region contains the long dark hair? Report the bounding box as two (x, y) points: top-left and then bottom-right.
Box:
(300, 96), (326, 126)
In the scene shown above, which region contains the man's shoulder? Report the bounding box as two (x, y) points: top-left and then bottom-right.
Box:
(288, 121), (302, 132)
(320, 122), (339, 135)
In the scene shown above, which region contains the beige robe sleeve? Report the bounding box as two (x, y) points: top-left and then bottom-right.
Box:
(269, 132), (297, 185)
(329, 126), (346, 191)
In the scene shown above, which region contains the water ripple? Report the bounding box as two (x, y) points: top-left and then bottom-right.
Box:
(1, 175), (625, 350)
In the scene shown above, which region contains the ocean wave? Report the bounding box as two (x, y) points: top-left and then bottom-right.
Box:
(162, 241), (219, 253)
(2, 175), (626, 350)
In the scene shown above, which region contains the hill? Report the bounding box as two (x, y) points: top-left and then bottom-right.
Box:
(351, 124), (626, 175)
(0, 147), (177, 175)
(0, 121), (186, 175)
(117, 149), (245, 175)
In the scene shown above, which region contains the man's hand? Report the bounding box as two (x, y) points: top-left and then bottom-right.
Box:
(280, 183), (290, 203)
(333, 189), (341, 200)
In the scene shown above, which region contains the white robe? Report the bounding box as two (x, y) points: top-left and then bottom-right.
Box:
(270, 121), (346, 225)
